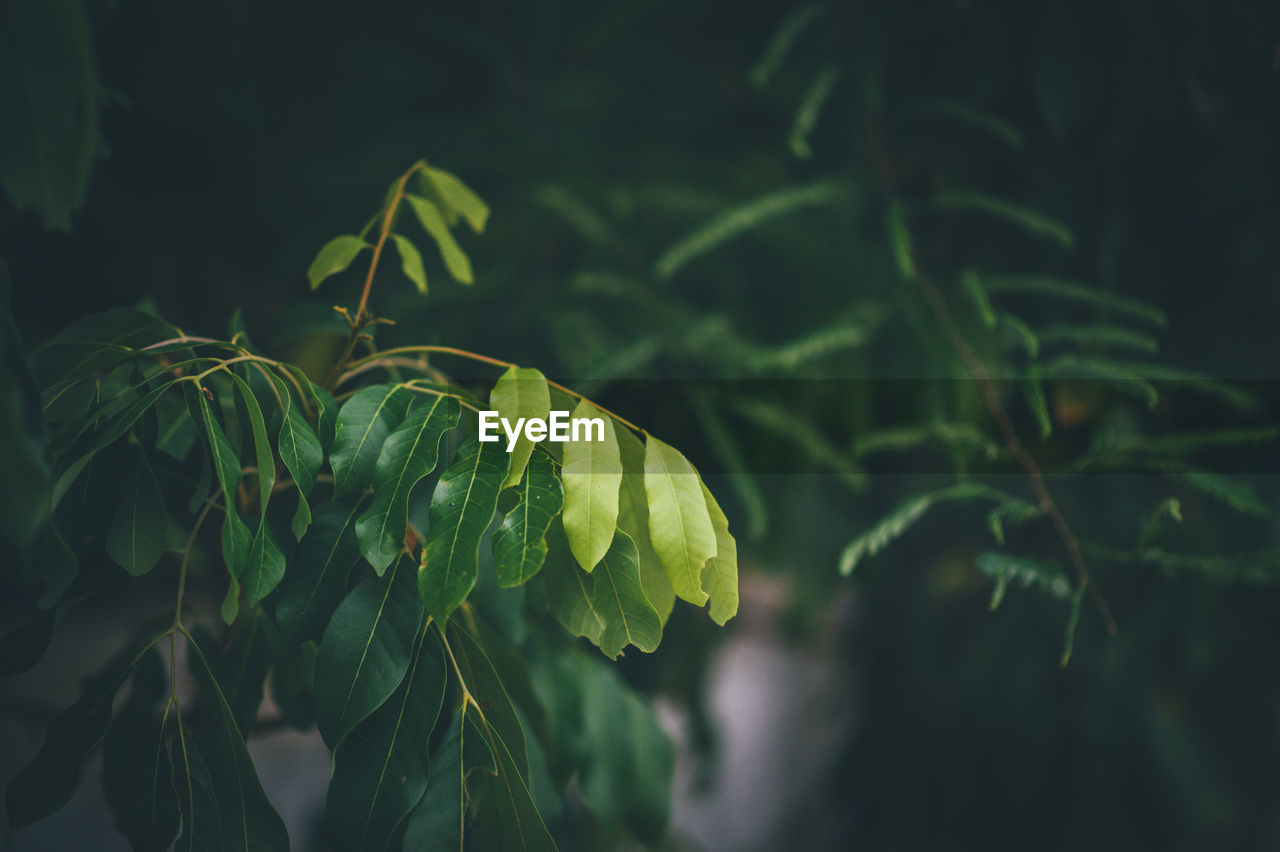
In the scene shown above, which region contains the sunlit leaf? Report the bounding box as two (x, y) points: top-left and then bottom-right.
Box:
(644, 434), (714, 605)
(699, 481), (738, 626)
(490, 366), (551, 490)
(561, 399), (622, 572)
(421, 165), (490, 233)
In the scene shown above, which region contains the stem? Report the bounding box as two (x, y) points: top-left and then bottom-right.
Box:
(343, 346), (647, 435)
(326, 164), (420, 390)
(869, 125), (1116, 636)
(175, 497), (219, 627)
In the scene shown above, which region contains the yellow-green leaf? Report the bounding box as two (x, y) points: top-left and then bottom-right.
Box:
(307, 235), (369, 290)
(643, 435), (713, 606)
(390, 233), (428, 294)
(490, 366), (551, 490)
(699, 481), (738, 625)
(561, 399), (622, 572)
(405, 194), (473, 284)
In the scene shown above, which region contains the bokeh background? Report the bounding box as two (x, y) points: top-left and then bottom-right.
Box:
(4, 1), (1280, 849)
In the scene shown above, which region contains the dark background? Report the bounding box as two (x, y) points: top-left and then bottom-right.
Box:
(5, 1), (1280, 849)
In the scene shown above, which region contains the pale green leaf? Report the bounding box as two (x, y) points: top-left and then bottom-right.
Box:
(405, 194), (474, 284)
(391, 233), (428, 295)
(490, 366), (552, 490)
(561, 399), (622, 572)
(644, 435), (716, 605)
(307, 235), (370, 290)
(615, 429), (675, 624)
(422, 165), (490, 232)
(699, 481), (738, 626)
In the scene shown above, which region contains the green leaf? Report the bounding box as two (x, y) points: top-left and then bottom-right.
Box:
(574, 653), (674, 843)
(1025, 363), (1052, 439)
(0, 0), (102, 230)
(391, 233), (428, 295)
(494, 450), (564, 587)
(401, 707), (495, 852)
(561, 399), (622, 572)
(976, 552), (1072, 606)
(228, 373), (287, 604)
(788, 63), (840, 160)
(1037, 323), (1160, 354)
(275, 379), (323, 540)
(421, 165), (490, 232)
(616, 429), (675, 624)
(750, 3), (826, 87)
(405, 194), (474, 284)
(654, 179), (848, 280)
(193, 610), (274, 734)
(839, 484), (1013, 575)
(961, 269), (997, 328)
(998, 311), (1039, 358)
(331, 383), (413, 498)
(490, 366), (552, 490)
(4, 637), (149, 830)
(315, 555), (425, 749)
(356, 395), (459, 574)
(326, 627), (447, 852)
(448, 621), (529, 780)
(102, 700), (179, 852)
(470, 725), (557, 852)
(981, 275), (1167, 327)
(308, 235), (370, 290)
(179, 633), (290, 852)
(275, 495), (366, 642)
(699, 481), (738, 626)
(418, 438), (510, 623)
(933, 191), (1075, 247)
(105, 447), (168, 577)
(1041, 355), (1159, 408)
(644, 434), (714, 605)
(544, 523), (662, 659)
(198, 392), (253, 583)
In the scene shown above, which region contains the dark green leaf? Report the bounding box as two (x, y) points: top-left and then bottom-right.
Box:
(102, 659), (180, 852)
(418, 438), (509, 623)
(315, 555), (424, 749)
(401, 707), (495, 852)
(449, 621), (529, 780)
(325, 628), (447, 852)
(105, 447), (167, 577)
(470, 725), (557, 852)
(275, 495), (365, 642)
(331, 384), (413, 498)
(494, 450), (563, 587)
(356, 395), (459, 574)
(4, 637), (152, 830)
(0, 262), (52, 550)
(178, 633), (290, 852)
(274, 375), (323, 540)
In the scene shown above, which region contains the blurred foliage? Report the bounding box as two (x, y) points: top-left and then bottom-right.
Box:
(4, 0), (1280, 849)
